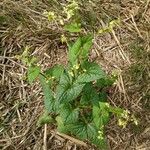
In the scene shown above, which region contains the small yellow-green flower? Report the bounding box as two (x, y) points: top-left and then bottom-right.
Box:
(63, 0), (79, 20)
(46, 76), (55, 83)
(109, 19), (120, 29)
(121, 110), (130, 119)
(43, 11), (56, 21)
(73, 64), (80, 70)
(105, 103), (110, 108)
(131, 115), (138, 125)
(97, 135), (103, 140)
(97, 130), (104, 140)
(59, 19), (64, 25)
(118, 118), (127, 128)
(61, 34), (67, 43)
(68, 70), (74, 77)
(98, 130), (102, 134)
(83, 69), (87, 72)
(51, 76), (55, 79)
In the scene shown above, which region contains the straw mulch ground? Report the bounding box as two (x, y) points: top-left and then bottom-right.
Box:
(0, 0), (150, 150)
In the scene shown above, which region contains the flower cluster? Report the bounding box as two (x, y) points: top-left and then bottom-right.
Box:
(97, 130), (104, 140)
(63, 0), (79, 20)
(118, 110), (138, 128)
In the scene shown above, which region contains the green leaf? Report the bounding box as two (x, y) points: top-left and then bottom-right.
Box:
(64, 22), (81, 33)
(68, 37), (82, 65)
(39, 75), (55, 112)
(59, 104), (79, 124)
(108, 106), (124, 115)
(80, 83), (99, 106)
(69, 122), (90, 139)
(99, 92), (108, 102)
(92, 102), (110, 128)
(68, 36), (93, 65)
(56, 116), (69, 134)
(37, 111), (54, 127)
(27, 66), (40, 84)
(44, 65), (64, 80)
(77, 61), (106, 83)
(91, 135), (107, 150)
(56, 72), (85, 103)
(93, 105), (101, 128)
(96, 77), (115, 88)
(80, 35), (93, 59)
(68, 122), (107, 149)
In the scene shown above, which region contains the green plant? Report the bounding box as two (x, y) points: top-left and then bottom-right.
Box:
(26, 35), (136, 149)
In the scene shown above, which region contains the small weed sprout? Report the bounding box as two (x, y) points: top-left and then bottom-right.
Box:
(22, 5), (137, 149)
(24, 35), (138, 149)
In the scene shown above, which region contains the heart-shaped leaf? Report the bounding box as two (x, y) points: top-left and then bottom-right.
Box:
(27, 66), (40, 84)
(68, 36), (93, 65)
(39, 75), (55, 112)
(77, 61), (106, 83)
(64, 22), (81, 33)
(56, 72), (85, 103)
(68, 122), (107, 149)
(80, 83), (99, 106)
(92, 102), (110, 128)
(59, 104), (79, 124)
(44, 65), (64, 80)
